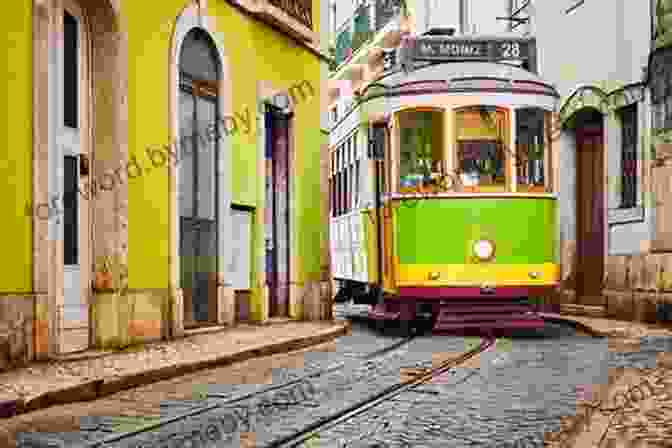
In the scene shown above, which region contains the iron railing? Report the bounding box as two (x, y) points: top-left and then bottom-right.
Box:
(332, 0), (404, 69)
(268, 0), (313, 30)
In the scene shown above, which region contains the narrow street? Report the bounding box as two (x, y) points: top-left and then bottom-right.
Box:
(5, 305), (671, 447)
(4, 1), (672, 448)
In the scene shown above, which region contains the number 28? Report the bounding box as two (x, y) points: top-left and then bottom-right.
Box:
(501, 42), (521, 58)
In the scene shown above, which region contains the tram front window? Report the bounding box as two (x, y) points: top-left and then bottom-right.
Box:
(458, 140), (505, 186)
(398, 110), (444, 193)
(455, 106), (508, 190)
(516, 108), (547, 191)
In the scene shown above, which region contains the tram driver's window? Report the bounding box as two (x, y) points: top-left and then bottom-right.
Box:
(398, 110), (443, 193)
(515, 108), (546, 191)
(455, 107), (507, 190)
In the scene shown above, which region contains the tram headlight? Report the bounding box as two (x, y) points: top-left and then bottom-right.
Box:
(473, 240), (495, 261)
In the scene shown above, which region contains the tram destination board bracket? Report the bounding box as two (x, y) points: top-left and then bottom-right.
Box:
(409, 36), (536, 66)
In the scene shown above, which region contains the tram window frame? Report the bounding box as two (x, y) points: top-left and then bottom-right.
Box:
(354, 159), (361, 209)
(330, 177), (334, 217)
(397, 110), (445, 194)
(345, 165), (350, 213)
(454, 106), (509, 192)
(514, 107), (547, 192)
(337, 170), (342, 216)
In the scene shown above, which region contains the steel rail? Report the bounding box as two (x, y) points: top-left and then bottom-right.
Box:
(264, 335), (496, 448)
(67, 334), (418, 447)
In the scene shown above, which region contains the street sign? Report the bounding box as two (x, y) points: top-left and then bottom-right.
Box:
(410, 37), (535, 63)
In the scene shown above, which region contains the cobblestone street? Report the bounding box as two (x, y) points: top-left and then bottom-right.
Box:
(2, 305), (670, 447)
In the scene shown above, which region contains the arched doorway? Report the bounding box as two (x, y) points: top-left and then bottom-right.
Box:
(34, 0), (125, 356)
(178, 28), (221, 327)
(569, 108), (606, 305)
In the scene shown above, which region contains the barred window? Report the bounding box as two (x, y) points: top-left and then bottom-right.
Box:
(618, 103), (638, 209)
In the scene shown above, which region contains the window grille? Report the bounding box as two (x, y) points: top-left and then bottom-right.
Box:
(619, 103), (638, 209)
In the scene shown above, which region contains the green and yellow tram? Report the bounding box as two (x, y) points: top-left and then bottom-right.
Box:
(330, 49), (561, 333)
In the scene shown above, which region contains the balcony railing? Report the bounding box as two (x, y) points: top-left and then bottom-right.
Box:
(375, 0), (404, 32)
(268, 0), (313, 30)
(332, 0), (403, 70)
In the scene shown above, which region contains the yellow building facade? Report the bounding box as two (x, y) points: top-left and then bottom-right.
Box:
(0, 0), (330, 369)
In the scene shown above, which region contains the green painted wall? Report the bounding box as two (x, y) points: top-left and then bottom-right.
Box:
(0, 1), (32, 292)
(394, 198), (558, 265)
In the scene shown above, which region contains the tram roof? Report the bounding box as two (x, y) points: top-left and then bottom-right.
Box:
(363, 61), (558, 98)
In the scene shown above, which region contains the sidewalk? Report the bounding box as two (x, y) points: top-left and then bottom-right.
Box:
(0, 319), (350, 420)
(540, 312), (672, 447)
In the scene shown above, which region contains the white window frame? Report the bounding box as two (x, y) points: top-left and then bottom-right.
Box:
(171, 8), (234, 295)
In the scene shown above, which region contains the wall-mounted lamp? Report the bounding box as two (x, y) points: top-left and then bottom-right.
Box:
(272, 92), (291, 112)
(80, 154), (89, 177)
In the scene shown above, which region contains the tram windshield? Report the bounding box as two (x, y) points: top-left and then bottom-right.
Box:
(398, 110), (444, 193)
(455, 106), (507, 190)
(390, 105), (553, 194)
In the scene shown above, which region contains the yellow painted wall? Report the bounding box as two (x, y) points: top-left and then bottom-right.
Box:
(122, 1), (323, 320)
(0, 1), (32, 292)
(3, 0), (323, 330)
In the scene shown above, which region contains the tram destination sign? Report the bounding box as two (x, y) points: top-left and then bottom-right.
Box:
(410, 37), (535, 63)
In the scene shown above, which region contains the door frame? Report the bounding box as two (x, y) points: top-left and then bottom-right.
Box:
(574, 117), (607, 305)
(265, 105), (292, 318)
(33, 0), (127, 359)
(55, 0), (92, 354)
(178, 78), (220, 327)
(257, 86), (298, 321)
(169, 5), (235, 335)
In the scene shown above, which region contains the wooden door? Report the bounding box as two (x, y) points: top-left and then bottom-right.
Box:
(266, 107), (291, 317)
(575, 128), (605, 304)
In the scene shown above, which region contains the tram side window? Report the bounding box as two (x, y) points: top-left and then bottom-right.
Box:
(515, 108), (546, 190)
(455, 106), (507, 189)
(335, 146), (341, 216)
(354, 159), (360, 208)
(339, 170), (344, 216)
(330, 149), (336, 217)
(398, 111), (443, 192)
(345, 165), (350, 213)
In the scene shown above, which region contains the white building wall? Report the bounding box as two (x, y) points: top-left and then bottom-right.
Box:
(466, 0), (511, 35)
(414, 0), (461, 35)
(534, 1), (620, 98)
(414, 0), (511, 36)
(531, 0), (653, 256)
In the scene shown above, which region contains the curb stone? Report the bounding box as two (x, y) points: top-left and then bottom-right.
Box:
(2, 322), (351, 420)
(539, 314), (607, 337)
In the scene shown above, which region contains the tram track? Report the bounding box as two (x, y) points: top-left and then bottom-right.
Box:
(16, 334), (420, 447)
(263, 335), (496, 448)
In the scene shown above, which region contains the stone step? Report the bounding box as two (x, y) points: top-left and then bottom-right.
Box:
(436, 313), (536, 323)
(438, 305), (534, 315)
(433, 318), (545, 332)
